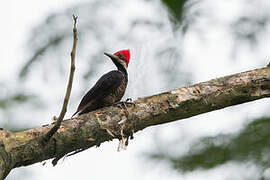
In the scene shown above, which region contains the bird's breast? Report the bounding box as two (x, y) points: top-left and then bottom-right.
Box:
(104, 74), (128, 105)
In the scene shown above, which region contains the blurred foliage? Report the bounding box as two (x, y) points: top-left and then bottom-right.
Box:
(0, 83), (41, 131)
(19, 0), (270, 84)
(0, 84), (37, 110)
(162, 0), (270, 54)
(18, 0), (198, 89)
(161, 0), (188, 28)
(161, 0), (200, 32)
(0, 93), (34, 109)
(232, 16), (268, 46)
(150, 117), (270, 177)
(229, 0), (270, 57)
(20, 35), (67, 78)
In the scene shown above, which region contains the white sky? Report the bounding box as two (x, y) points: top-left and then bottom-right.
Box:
(1, 0), (270, 180)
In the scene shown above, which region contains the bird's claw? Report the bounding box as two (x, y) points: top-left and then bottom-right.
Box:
(125, 98), (132, 102)
(125, 98), (135, 106)
(116, 103), (123, 108)
(114, 98), (135, 109)
(114, 101), (128, 109)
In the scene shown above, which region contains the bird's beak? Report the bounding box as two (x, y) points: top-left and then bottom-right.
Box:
(104, 52), (118, 60)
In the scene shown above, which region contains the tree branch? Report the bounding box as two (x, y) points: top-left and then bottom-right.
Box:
(44, 15), (78, 142)
(0, 66), (270, 179)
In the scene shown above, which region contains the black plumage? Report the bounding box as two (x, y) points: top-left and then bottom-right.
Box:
(72, 50), (129, 117)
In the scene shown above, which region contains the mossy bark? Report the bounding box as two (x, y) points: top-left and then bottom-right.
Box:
(0, 67), (269, 179)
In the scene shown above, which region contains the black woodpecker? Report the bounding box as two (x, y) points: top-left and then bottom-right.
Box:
(72, 49), (130, 117)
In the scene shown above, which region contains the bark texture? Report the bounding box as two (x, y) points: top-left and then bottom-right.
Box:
(0, 67), (270, 179)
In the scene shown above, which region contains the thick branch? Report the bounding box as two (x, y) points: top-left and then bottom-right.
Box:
(0, 67), (270, 179)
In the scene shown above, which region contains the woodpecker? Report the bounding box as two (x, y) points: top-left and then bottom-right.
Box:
(72, 49), (130, 117)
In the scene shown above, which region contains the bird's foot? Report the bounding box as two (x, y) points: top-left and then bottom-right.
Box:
(115, 101), (130, 116)
(114, 98), (135, 114)
(114, 101), (126, 108)
(125, 98), (135, 106)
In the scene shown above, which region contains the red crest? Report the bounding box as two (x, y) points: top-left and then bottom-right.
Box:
(114, 49), (130, 67)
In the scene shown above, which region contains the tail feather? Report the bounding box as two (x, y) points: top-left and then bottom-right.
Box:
(71, 110), (80, 118)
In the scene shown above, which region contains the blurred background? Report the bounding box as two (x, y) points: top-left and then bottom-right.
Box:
(1, 0), (270, 179)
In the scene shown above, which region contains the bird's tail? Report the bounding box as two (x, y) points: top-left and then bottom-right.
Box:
(71, 110), (79, 118)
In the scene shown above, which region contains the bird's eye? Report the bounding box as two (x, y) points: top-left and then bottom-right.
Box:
(118, 53), (125, 59)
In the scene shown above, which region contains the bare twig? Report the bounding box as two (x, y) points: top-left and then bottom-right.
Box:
(43, 15), (78, 142)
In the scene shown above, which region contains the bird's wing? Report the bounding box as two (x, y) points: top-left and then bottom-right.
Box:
(73, 70), (124, 116)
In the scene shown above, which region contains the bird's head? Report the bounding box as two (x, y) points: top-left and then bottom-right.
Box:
(104, 49), (130, 69)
